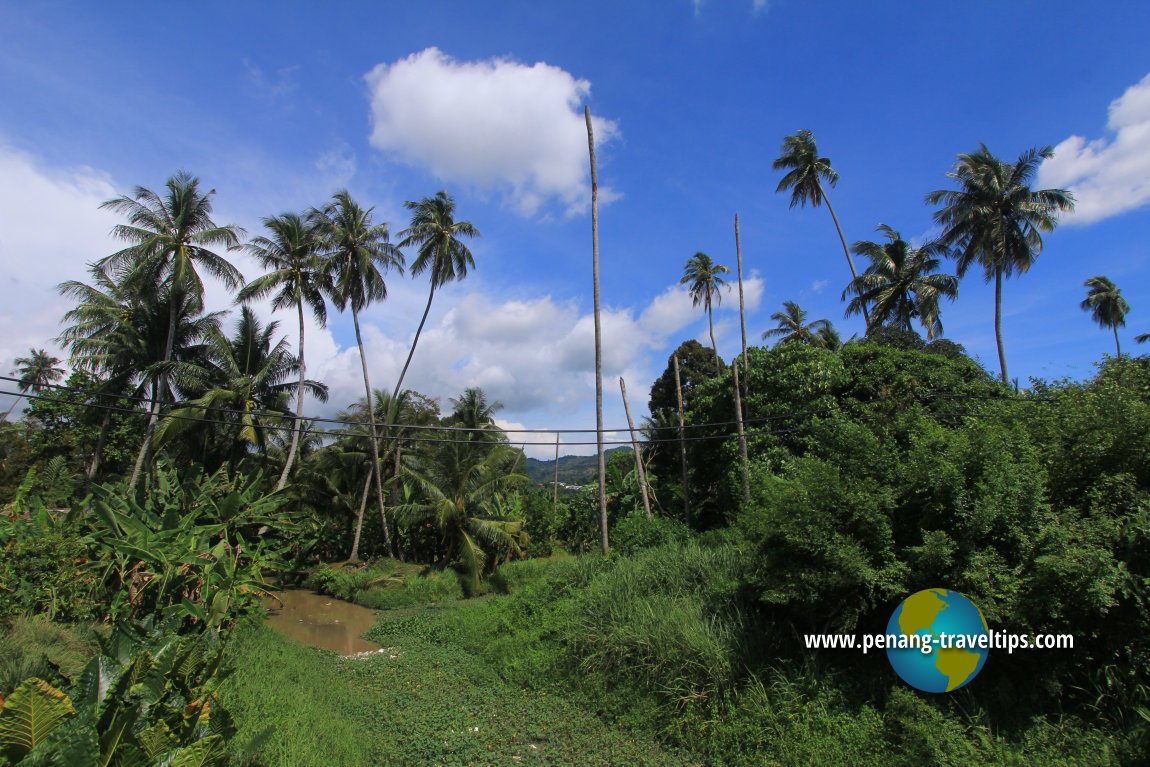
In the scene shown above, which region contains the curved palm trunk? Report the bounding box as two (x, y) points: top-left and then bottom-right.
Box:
(994, 268), (1009, 383)
(276, 301), (307, 491)
(1114, 326), (1122, 358)
(586, 105), (608, 555)
(348, 466), (373, 562)
(130, 294), (178, 488)
(352, 306), (394, 558)
(820, 187), (871, 331)
(2, 393), (24, 422)
(389, 281), (436, 424)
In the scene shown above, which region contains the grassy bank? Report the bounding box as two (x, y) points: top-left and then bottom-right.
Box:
(227, 545), (1124, 766)
(223, 608), (697, 766)
(432, 546), (1124, 767)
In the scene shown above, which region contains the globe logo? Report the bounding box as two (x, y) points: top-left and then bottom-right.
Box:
(886, 588), (989, 693)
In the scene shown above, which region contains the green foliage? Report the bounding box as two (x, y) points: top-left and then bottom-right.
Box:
(83, 467), (290, 628)
(0, 620), (245, 766)
(0, 509), (99, 622)
(609, 514), (691, 555)
(738, 457), (907, 632)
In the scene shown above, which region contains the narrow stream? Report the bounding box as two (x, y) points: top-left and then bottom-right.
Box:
(264, 588), (381, 655)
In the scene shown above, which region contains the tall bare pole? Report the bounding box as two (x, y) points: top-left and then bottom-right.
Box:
(732, 362), (750, 504)
(673, 355), (690, 526)
(552, 433), (561, 519)
(733, 212), (750, 505)
(619, 377), (653, 520)
(735, 213), (749, 383)
(586, 105), (609, 555)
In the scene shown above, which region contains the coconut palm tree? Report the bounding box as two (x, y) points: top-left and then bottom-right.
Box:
(773, 129), (868, 327)
(158, 306), (327, 471)
(97, 171), (244, 486)
(339, 387), (427, 562)
(844, 225), (958, 340)
(397, 441), (528, 593)
(3, 349), (65, 421)
(815, 322), (843, 352)
(312, 190), (405, 559)
(680, 252), (730, 374)
(238, 213), (332, 490)
(390, 191), (479, 424)
(58, 265), (223, 482)
(1137, 333), (1149, 345)
(448, 386), (504, 434)
(762, 301), (835, 347)
(926, 145), (1075, 382)
(1081, 275), (1130, 357)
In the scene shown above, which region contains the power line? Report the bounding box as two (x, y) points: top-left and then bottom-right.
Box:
(0, 381), (1048, 450)
(0, 374), (1047, 440)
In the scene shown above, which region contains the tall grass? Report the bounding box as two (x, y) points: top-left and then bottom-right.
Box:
(307, 559), (465, 608)
(441, 542), (1125, 766)
(0, 616), (98, 693)
(220, 620), (379, 767)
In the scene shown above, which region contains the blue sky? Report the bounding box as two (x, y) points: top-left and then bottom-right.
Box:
(2, 1), (1149, 456)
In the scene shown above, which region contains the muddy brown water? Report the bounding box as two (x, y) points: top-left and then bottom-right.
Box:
(264, 588), (380, 655)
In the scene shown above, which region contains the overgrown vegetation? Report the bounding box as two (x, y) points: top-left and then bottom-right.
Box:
(3, 144), (1149, 764)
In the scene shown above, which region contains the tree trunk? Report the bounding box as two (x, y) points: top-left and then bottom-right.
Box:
(707, 305), (720, 376)
(129, 379), (162, 489)
(586, 105), (609, 555)
(87, 409), (112, 482)
(2, 393), (24, 422)
(1115, 325), (1122, 358)
(348, 466), (373, 562)
(820, 186), (870, 331)
(994, 268), (1008, 383)
(733, 362), (750, 504)
(619, 377), (652, 520)
(673, 355), (690, 526)
(352, 306), (394, 557)
(389, 281), (437, 426)
(277, 301), (308, 491)
(130, 294), (179, 488)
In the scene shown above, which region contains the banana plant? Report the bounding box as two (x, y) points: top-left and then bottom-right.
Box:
(83, 465), (295, 629)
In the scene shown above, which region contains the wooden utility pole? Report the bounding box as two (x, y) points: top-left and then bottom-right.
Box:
(673, 355), (690, 526)
(735, 213), (749, 384)
(619, 377), (653, 520)
(552, 433), (561, 518)
(733, 362), (750, 503)
(586, 105), (609, 555)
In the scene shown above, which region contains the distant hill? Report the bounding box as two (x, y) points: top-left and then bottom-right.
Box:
(524, 446), (631, 487)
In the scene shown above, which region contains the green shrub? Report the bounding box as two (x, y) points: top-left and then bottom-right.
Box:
(609, 514), (691, 555)
(357, 571), (465, 609)
(486, 554), (573, 594)
(0, 517), (99, 622)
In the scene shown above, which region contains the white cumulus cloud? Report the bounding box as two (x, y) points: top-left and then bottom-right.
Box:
(1038, 72), (1150, 225)
(364, 48), (620, 216)
(0, 144), (120, 414)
